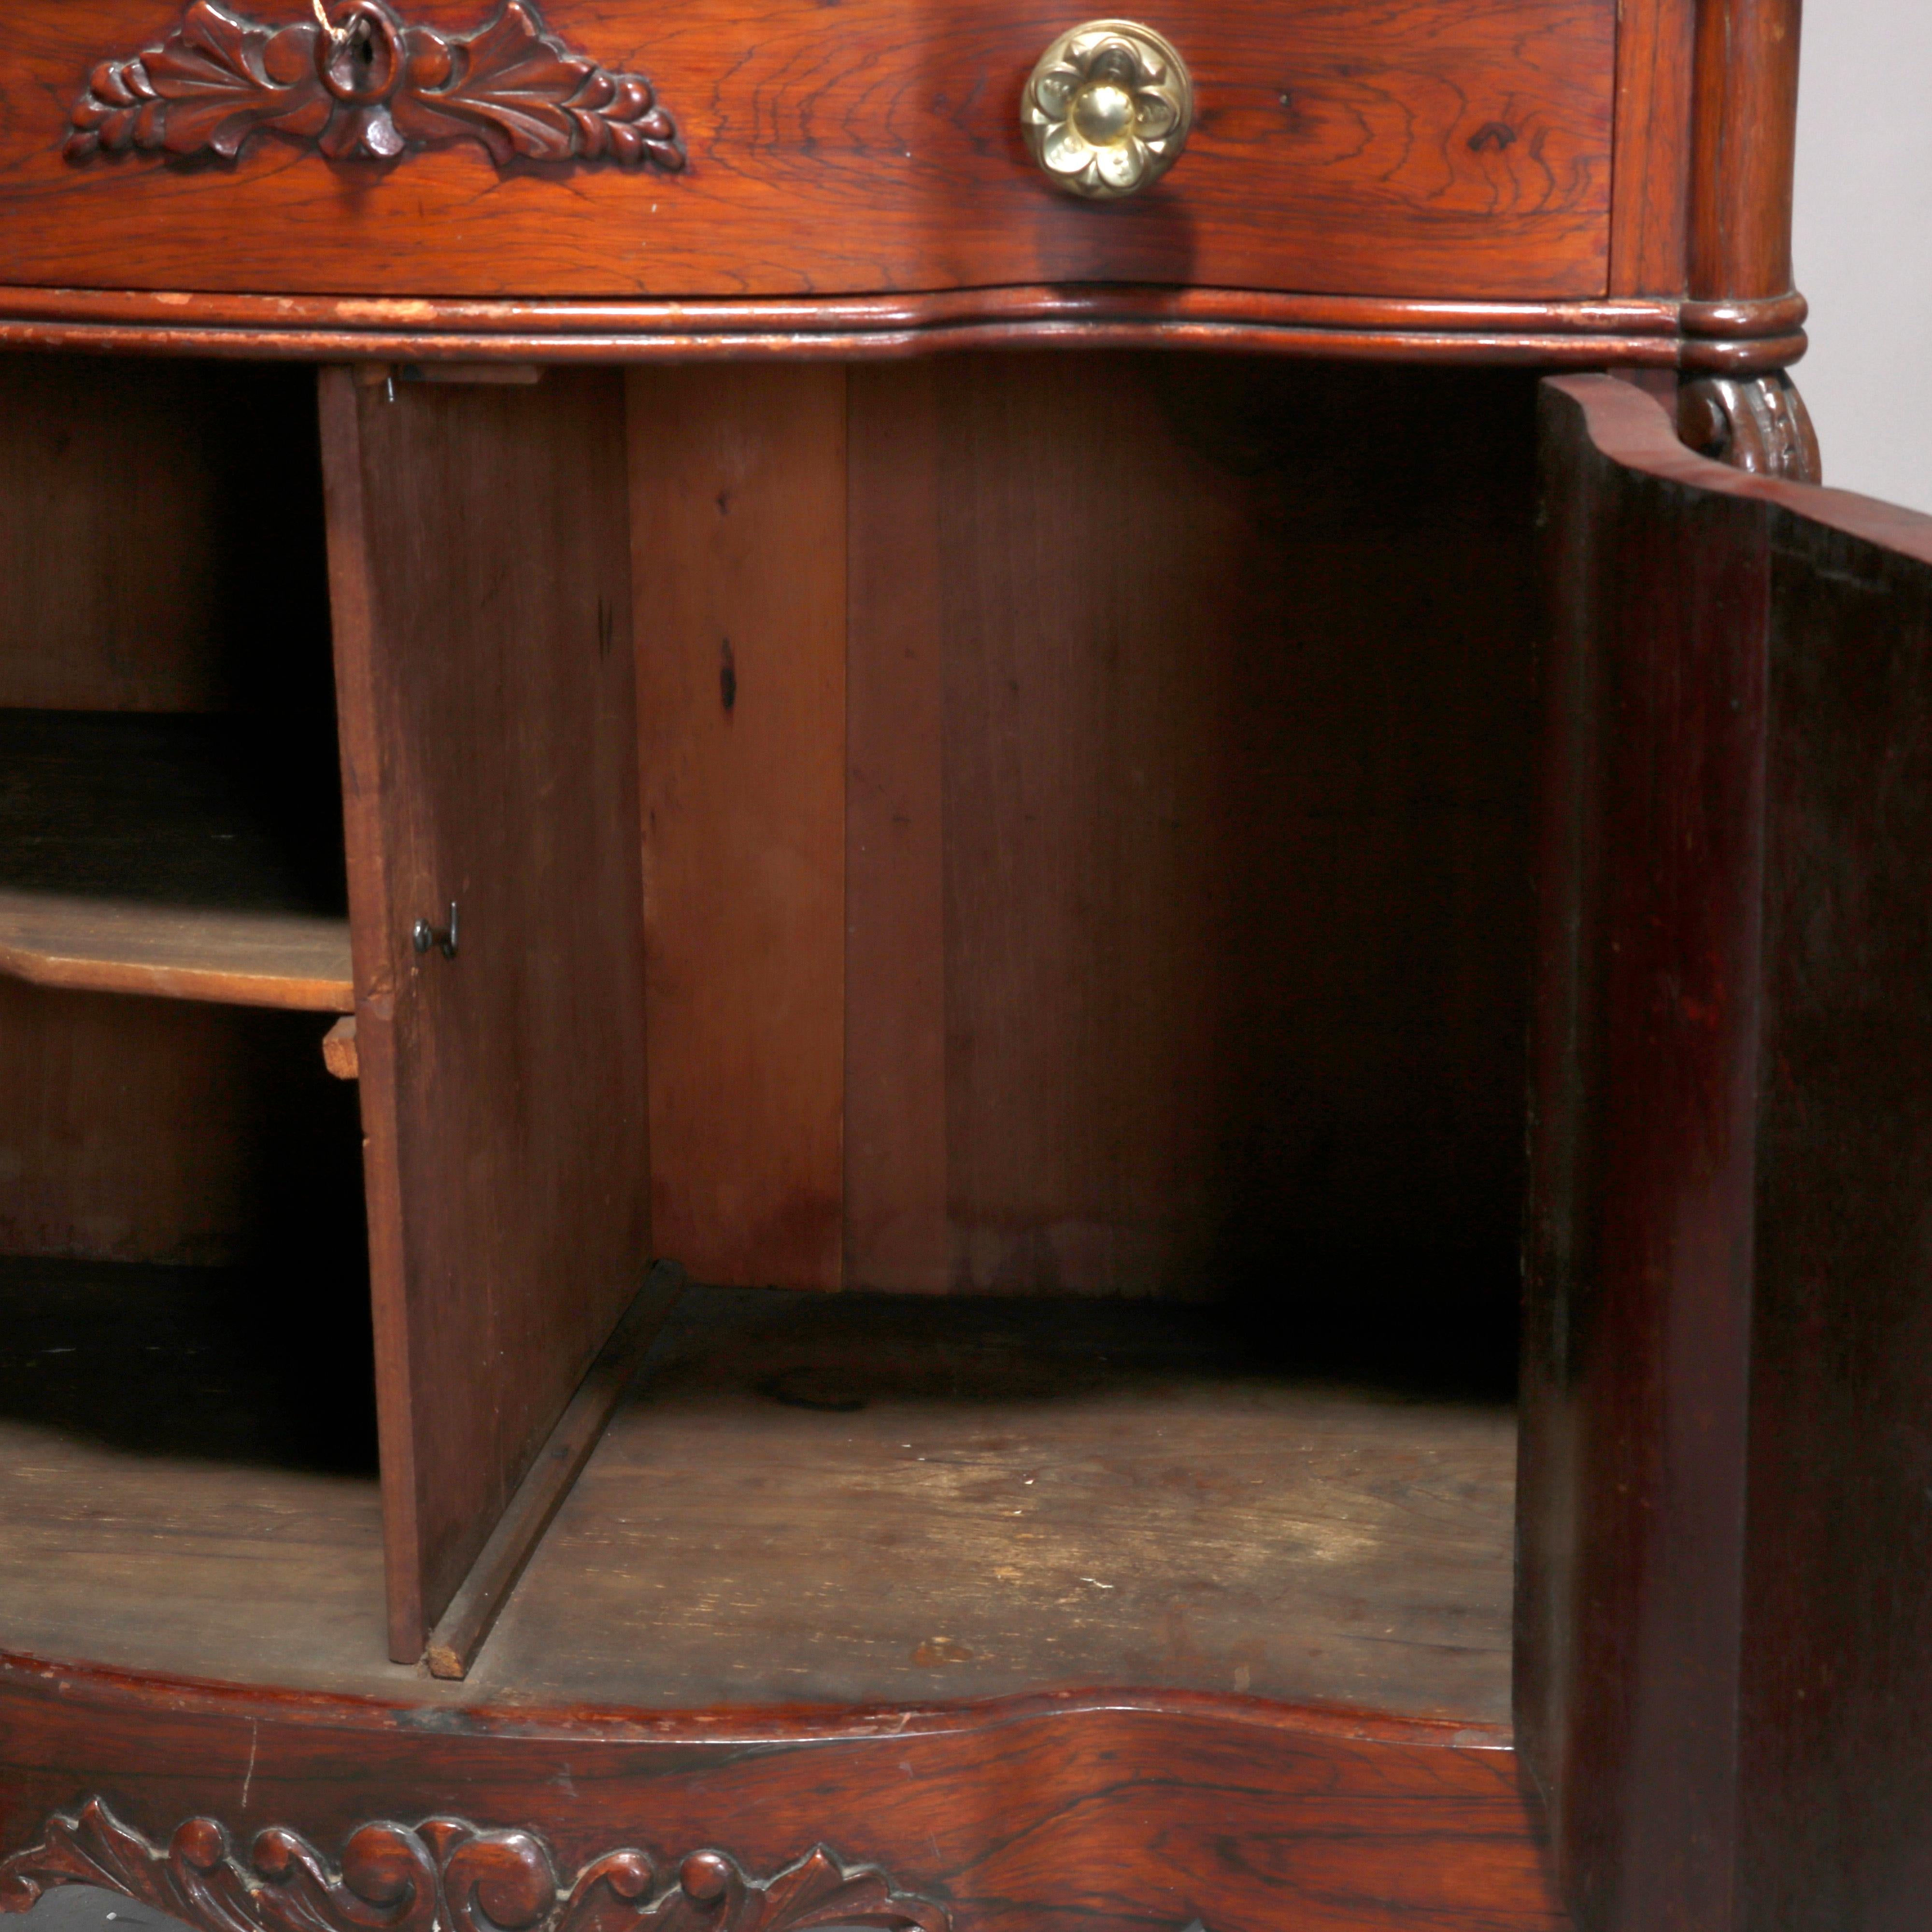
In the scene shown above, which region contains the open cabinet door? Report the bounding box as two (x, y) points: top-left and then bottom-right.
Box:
(1520, 373), (1932, 1930)
(318, 369), (652, 1663)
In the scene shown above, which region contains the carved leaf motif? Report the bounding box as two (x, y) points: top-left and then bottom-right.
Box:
(141, 3), (331, 157)
(0, 1805), (946, 1932)
(734, 1846), (950, 1932)
(67, 0), (681, 172)
(65, 1), (329, 160)
(0, 1798), (179, 1915)
(392, 4), (680, 169)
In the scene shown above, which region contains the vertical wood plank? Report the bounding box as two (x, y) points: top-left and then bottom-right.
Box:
(1524, 371), (1932, 1932)
(1520, 376), (1767, 1931)
(840, 355), (1540, 1298)
(1688, 0), (1803, 301)
(318, 367), (419, 1657)
(628, 366), (847, 1292)
(321, 367), (652, 1660)
(932, 355), (1238, 1296)
(845, 366), (949, 1293)
(1741, 469), (1932, 1931)
(1608, 0), (1695, 295)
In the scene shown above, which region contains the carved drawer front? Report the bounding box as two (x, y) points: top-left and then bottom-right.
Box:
(0, 0), (1614, 303)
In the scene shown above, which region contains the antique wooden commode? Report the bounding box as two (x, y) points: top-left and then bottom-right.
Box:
(0, 0), (1927, 1927)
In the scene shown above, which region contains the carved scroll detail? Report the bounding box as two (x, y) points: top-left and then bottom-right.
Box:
(1679, 373), (1822, 484)
(0, 1799), (948, 1932)
(67, 0), (682, 171)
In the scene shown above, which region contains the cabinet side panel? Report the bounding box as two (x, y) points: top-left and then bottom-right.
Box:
(1521, 378), (1767, 1932)
(322, 368), (652, 1657)
(628, 366), (847, 1292)
(1738, 511), (1932, 1927)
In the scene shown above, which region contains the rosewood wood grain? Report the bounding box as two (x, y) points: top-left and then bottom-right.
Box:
(1607, 0), (1806, 332)
(67, 0), (682, 170)
(1689, 0), (1802, 304)
(0, 287), (1687, 339)
(0, 1659), (1566, 1932)
(0, 286), (1784, 368)
(1604, 0), (1811, 369)
(0, 305), (1806, 370)
(1523, 373), (1932, 1930)
(1608, 0), (1695, 296)
(1, 316), (1726, 369)
(627, 367), (847, 1292)
(1675, 295), (1808, 376)
(1677, 292), (1808, 342)
(423, 1262), (686, 1681)
(320, 365), (653, 1660)
(0, 0), (1614, 303)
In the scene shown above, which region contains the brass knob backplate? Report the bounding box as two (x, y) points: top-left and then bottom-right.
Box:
(1021, 19), (1193, 200)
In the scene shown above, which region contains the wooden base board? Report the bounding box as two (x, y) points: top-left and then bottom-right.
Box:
(0, 1660), (1565, 1932)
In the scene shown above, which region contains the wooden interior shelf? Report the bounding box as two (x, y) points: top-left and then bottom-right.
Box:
(0, 711), (351, 1012)
(0, 1257), (1514, 1726)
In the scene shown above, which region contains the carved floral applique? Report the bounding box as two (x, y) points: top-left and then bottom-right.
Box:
(67, 0), (682, 172)
(0, 1799), (948, 1932)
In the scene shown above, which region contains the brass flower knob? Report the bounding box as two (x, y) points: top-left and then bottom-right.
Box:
(1021, 20), (1193, 199)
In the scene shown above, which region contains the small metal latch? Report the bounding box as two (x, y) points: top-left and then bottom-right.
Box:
(413, 901), (459, 960)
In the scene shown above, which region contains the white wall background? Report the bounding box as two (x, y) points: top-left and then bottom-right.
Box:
(1792, 3), (1932, 511)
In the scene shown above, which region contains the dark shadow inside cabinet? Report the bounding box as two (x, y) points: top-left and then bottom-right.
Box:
(0, 351), (1539, 1722)
(0, 355), (372, 1472)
